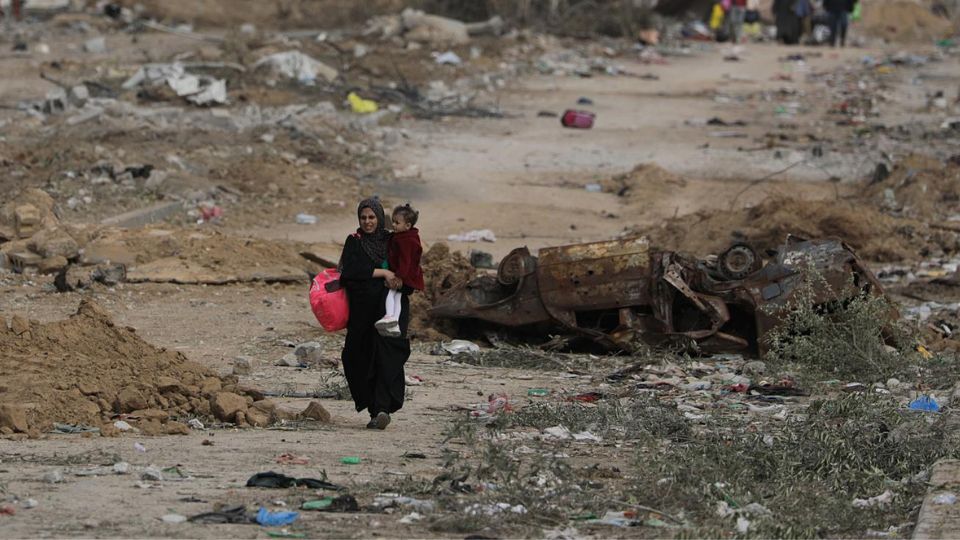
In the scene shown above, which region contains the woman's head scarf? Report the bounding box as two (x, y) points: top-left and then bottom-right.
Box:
(356, 197), (390, 266)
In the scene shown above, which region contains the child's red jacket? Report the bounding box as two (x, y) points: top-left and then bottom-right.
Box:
(388, 228), (424, 291)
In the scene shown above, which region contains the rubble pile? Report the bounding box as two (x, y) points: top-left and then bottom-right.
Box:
(864, 155), (960, 220)
(0, 300), (287, 436)
(0, 189), (86, 275)
(638, 196), (932, 262)
(408, 242), (477, 340)
(860, 0), (955, 43)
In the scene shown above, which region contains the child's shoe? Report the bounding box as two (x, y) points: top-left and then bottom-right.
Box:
(384, 323), (402, 337)
(375, 316), (398, 331)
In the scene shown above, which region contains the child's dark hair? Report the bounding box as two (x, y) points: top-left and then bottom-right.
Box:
(392, 203), (419, 227)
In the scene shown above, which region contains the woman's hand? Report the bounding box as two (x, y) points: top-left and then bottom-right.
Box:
(387, 276), (403, 290)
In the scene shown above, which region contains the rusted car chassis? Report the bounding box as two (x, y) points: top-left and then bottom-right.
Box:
(429, 236), (888, 355)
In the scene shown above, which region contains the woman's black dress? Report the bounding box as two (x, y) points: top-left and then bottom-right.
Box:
(338, 234), (410, 416)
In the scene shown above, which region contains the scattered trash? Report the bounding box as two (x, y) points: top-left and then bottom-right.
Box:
(577, 97), (594, 105)
(302, 495), (359, 512)
(113, 420), (133, 431)
(0, 505), (15, 516)
(373, 494), (436, 513)
(246, 472), (342, 491)
(141, 466), (163, 482)
(340, 456), (361, 465)
(188, 505), (251, 524)
(267, 531), (306, 539)
(276, 453), (310, 465)
(544, 425), (572, 440)
(465, 502), (527, 516)
(83, 37), (107, 54)
(347, 92), (379, 114)
(187, 418), (205, 430)
(527, 388), (549, 397)
(43, 470), (64, 484)
(588, 510), (639, 527)
(853, 490), (894, 509)
(52, 423), (99, 434)
(113, 462), (130, 474)
(584, 183), (602, 192)
(561, 110), (595, 129)
(469, 250), (495, 269)
(161, 514), (187, 524)
(440, 340), (480, 355)
(22, 499), (38, 509)
(295, 213), (317, 225)
(934, 492), (958, 505)
(447, 229), (496, 243)
(908, 396), (940, 413)
(433, 51), (462, 65)
(253, 51), (337, 84)
(485, 393), (512, 415)
(572, 431), (602, 442)
(399, 512), (423, 524)
(134, 442), (147, 453)
(255, 507), (299, 527)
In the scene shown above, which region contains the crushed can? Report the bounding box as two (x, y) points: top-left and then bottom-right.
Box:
(561, 109), (595, 129)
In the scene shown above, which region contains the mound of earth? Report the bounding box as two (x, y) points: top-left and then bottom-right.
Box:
(637, 197), (932, 261)
(120, 0), (408, 29)
(859, 0), (954, 43)
(600, 163), (688, 203)
(863, 155), (960, 220)
(0, 300), (288, 437)
(409, 242), (477, 340)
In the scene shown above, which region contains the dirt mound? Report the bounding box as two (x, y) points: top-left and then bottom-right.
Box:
(409, 242), (477, 340)
(0, 299), (260, 436)
(638, 197), (930, 261)
(863, 155), (960, 220)
(600, 163), (688, 203)
(860, 0), (954, 43)
(122, 0), (408, 29)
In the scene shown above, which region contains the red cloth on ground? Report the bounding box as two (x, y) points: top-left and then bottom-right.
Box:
(388, 228), (424, 291)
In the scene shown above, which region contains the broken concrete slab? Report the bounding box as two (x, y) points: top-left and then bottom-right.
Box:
(100, 201), (183, 228)
(126, 257), (304, 285)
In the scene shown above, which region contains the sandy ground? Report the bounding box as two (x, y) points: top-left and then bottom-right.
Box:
(1, 7), (959, 537)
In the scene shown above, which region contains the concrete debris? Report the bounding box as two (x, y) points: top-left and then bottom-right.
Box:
(83, 37), (107, 54)
(252, 51), (338, 84)
(123, 63), (226, 106)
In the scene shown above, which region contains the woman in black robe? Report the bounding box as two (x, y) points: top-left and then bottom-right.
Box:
(338, 198), (410, 429)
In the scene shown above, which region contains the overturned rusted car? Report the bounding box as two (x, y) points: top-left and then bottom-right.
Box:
(429, 236), (889, 355)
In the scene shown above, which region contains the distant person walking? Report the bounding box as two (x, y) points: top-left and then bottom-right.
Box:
(726, 0), (748, 44)
(824, 0), (858, 46)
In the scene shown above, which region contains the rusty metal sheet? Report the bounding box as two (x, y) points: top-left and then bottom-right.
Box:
(537, 237), (651, 325)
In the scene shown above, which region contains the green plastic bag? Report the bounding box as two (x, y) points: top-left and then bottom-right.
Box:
(851, 2), (861, 21)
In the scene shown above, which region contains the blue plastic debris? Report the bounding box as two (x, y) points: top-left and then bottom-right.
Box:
(256, 507), (300, 527)
(908, 396), (940, 413)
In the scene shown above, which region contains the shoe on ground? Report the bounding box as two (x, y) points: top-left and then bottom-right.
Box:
(372, 412), (391, 430)
(375, 316), (398, 330)
(365, 417), (377, 429)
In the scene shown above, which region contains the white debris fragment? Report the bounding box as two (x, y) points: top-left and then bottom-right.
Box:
(853, 490), (894, 509)
(252, 51), (338, 84)
(447, 229), (496, 243)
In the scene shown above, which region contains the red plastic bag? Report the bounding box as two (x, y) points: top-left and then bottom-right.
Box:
(309, 269), (349, 332)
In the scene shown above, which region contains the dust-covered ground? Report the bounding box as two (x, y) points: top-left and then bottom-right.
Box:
(3, 0), (960, 538)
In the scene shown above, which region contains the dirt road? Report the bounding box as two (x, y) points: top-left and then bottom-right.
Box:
(253, 42), (913, 259)
(2, 4), (960, 537)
